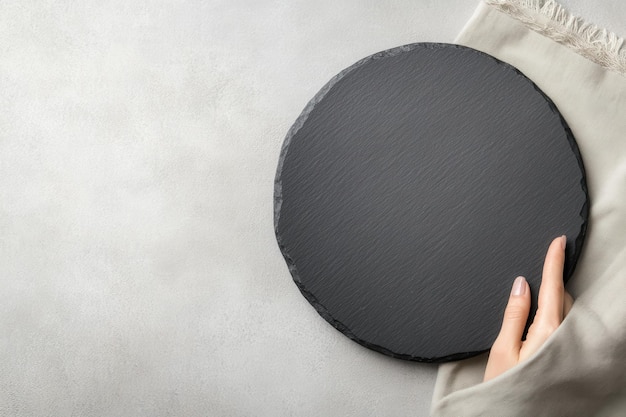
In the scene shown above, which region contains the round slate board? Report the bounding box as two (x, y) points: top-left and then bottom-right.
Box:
(274, 43), (588, 362)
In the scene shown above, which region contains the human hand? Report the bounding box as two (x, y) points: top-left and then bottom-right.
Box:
(483, 235), (574, 382)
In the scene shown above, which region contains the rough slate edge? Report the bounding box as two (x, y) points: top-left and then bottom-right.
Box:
(273, 42), (590, 363)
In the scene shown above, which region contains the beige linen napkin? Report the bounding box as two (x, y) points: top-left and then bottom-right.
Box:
(430, 1), (626, 416)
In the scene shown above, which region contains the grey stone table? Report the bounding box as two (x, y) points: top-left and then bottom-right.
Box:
(0, 1), (622, 416)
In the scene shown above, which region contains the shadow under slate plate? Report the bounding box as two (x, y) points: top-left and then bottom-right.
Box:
(274, 43), (588, 362)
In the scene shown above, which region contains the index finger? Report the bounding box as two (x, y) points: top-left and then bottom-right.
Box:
(535, 235), (566, 327)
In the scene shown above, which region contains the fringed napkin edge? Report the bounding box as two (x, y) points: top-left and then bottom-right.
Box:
(485, 0), (626, 75)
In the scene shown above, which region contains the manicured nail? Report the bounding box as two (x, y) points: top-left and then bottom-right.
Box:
(512, 276), (526, 296)
(560, 235), (567, 250)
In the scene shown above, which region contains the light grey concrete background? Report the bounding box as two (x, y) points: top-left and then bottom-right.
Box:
(0, 1), (623, 416)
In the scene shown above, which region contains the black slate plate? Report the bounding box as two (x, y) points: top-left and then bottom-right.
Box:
(274, 43), (588, 362)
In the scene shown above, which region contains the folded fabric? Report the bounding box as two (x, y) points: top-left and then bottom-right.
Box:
(430, 1), (626, 416)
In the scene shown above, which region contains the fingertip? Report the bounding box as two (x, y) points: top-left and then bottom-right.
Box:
(550, 235), (566, 253)
(511, 276), (527, 297)
(544, 235), (566, 276)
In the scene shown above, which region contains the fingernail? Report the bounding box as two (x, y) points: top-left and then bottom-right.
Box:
(560, 235), (567, 250)
(512, 276), (526, 296)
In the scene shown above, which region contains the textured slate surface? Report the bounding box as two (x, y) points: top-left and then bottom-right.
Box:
(274, 43), (588, 362)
